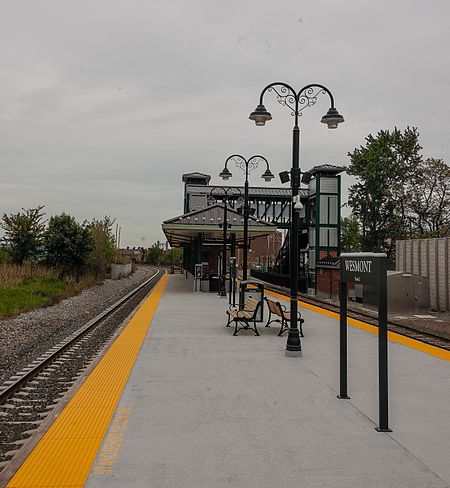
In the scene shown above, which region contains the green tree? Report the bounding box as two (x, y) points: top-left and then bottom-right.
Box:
(347, 127), (422, 257)
(145, 245), (164, 265)
(86, 216), (116, 277)
(406, 158), (450, 237)
(340, 215), (362, 252)
(170, 248), (183, 266)
(1, 206), (46, 264)
(45, 213), (92, 274)
(0, 246), (9, 263)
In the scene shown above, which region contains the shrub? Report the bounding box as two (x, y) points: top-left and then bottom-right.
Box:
(86, 216), (116, 277)
(0, 247), (9, 263)
(1, 206), (46, 264)
(45, 213), (92, 275)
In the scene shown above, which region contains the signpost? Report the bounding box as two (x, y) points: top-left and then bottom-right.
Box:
(339, 252), (392, 432)
(229, 257), (237, 306)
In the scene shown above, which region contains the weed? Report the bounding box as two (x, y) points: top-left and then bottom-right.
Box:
(0, 265), (102, 319)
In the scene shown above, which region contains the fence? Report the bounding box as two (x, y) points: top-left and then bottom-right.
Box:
(250, 269), (307, 293)
(396, 237), (450, 311)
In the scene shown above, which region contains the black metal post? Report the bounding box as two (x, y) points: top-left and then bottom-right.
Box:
(285, 126), (302, 356)
(376, 256), (392, 432)
(209, 186), (243, 297)
(250, 81), (344, 358)
(230, 233), (236, 305)
(243, 177), (249, 280)
(219, 203), (228, 297)
(338, 280), (350, 399)
(219, 155), (273, 282)
(232, 260), (237, 307)
(228, 260), (232, 304)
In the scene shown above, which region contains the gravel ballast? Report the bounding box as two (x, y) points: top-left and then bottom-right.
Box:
(0, 266), (158, 384)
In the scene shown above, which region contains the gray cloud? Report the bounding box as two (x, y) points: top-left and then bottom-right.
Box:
(1, 0), (449, 245)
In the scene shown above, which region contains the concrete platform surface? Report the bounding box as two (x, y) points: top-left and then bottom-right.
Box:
(86, 275), (450, 487)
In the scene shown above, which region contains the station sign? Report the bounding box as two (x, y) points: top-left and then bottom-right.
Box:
(340, 252), (386, 285)
(338, 251), (391, 432)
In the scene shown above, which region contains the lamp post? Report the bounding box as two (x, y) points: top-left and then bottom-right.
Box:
(250, 82), (344, 357)
(219, 154), (274, 280)
(208, 186), (242, 297)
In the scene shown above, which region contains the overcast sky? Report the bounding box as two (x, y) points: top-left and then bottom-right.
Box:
(1, 1), (449, 247)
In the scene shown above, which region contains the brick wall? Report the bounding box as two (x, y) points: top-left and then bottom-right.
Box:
(316, 267), (340, 298)
(237, 232), (282, 269)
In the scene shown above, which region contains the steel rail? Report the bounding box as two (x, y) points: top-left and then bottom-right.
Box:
(300, 293), (450, 348)
(260, 281), (450, 351)
(0, 268), (163, 404)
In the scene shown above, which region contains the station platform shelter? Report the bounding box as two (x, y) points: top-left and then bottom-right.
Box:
(162, 201), (277, 285)
(162, 166), (345, 296)
(6, 273), (450, 487)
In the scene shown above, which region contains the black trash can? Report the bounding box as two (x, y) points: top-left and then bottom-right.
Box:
(209, 275), (221, 293)
(239, 280), (264, 322)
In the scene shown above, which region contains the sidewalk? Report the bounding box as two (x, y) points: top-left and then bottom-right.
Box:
(86, 274), (450, 488)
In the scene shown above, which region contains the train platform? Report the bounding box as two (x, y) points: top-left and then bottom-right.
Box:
(5, 274), (450, 487)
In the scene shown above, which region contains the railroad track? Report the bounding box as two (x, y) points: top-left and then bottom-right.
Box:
(0, 268), (163, 473)
(262, 282), (450, 352)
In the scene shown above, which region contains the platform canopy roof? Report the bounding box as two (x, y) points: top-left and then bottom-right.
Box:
(308, 164), (346, 176)
(185, 184), (309, 199)
(182, 172), (211, 183)
(162, 203), (276, 245)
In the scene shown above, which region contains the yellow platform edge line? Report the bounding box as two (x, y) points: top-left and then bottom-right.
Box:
(7, 274), (169, 488)
(264, 288), (450, 363)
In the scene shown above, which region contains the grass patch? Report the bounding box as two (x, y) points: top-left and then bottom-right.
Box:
(0, 264), (60, 287)
(0, 276), (69, 318)
(0, 265), (102, 319)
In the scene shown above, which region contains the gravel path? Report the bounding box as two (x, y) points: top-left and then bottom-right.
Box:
(0, 266), (157, 384)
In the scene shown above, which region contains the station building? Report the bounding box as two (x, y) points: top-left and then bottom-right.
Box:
(162, 165), (345, 297)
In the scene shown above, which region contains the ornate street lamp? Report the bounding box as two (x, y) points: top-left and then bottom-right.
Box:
(219, 155), (274, 280)
(250, 82), (344, 357)
(208, 186), (242, 297)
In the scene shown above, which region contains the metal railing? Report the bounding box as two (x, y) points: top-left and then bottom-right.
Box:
(250, 269), (307, 293)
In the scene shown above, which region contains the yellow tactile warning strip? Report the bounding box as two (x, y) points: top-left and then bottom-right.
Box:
(264, 288), (450, 363)
(92, 406), (132, 475)
(7, 274), (169, 488)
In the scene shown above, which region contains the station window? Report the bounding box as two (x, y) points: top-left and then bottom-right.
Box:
(309, 199), (317, 225)
(319, 227), (338, 247)
(320, 195), (338, 225)
(309, 227), (316, 247)
(320, 177), (338, 193)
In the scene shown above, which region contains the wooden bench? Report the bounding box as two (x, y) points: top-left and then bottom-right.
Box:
(265, 298), (304, 337)
(226, 297), (262, 336)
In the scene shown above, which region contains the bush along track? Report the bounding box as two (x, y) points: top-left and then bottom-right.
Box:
(0, 264), (100, 319)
